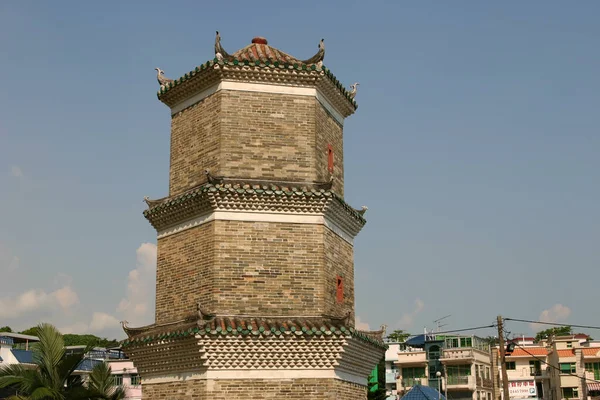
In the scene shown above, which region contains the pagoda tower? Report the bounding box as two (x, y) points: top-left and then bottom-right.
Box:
(122, 33), (386, 399)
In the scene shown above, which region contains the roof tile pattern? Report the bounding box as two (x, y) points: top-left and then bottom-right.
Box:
(122, 316), (386, 350)
(143, 181), (366, 233)
(507, 347), (548, 357)
(232, 41), (299, 64)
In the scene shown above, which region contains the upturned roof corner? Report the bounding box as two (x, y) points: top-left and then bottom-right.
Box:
(153, 32), (359, 114)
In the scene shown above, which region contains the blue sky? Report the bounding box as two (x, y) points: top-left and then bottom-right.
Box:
(1, 1), (599, 340)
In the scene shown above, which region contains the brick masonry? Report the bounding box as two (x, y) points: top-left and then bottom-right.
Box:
(168, 90), (344, 197)
(155, 222), (215, 324)
(155, 220), (355, 323)
(142, 378), (365, 399)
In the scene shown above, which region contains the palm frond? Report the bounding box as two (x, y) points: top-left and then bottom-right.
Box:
(33, 323), (65, 389)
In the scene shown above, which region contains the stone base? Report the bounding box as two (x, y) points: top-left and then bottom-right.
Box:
(142, 378), (366, 400)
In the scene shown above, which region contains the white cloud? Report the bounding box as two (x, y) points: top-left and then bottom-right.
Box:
(117, 243), (157, 326)
(58, 312), (120, 335)
(90, 312), (120, 332)
(397, 298), (425, 328)
(0, 284), (80, 319)
(355, 316), (371, 331)
(10, 165), (23, 178)
(531, 304), (571, 331)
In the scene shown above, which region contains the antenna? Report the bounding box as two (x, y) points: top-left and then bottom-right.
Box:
(433, 315), (451, 333)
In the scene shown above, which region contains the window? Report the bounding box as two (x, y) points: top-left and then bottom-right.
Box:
(336, 276), (343, 303)
(561, 387), (578, 399)
(586, 362), (600, 380)
(460, 337), (472, 348)
(327, 144), (334, 173)
(485, 367), (490, 379)
(446, 365), (471, 385)
(566, 342), (572, 348)
(529, 360), (541, 375)
(113, 375), (123, 386)
(402, 367), (426, 387)
(130, 374), (141, 386)
(505, 362), (516, 370)
(428, 345), (440, 360)
(559, 363), (576, 374)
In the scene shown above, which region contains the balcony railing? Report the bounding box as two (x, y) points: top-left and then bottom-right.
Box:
(441, 349), (474, 361)
(401, 378), (424, 388)
(447, 376), (470, 385)
(476, 375), (493, 389)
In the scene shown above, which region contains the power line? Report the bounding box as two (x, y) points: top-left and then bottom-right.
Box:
(386, 324), (496, 339)
(505, 318), (600, 331)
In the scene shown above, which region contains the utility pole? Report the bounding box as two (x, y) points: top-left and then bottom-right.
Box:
(497, 315), (510, 400)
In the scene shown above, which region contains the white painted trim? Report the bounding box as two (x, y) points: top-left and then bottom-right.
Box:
(157, 211), (354, 244)
(219, 81), (315, 97)
(170, 81), (345, 125)
(143, 369), (366, 386)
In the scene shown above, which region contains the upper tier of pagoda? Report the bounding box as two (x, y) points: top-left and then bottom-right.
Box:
(154, 32), (358, 117)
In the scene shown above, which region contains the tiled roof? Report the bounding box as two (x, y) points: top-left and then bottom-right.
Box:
(231, 38), (301, 65)
(143, 181), (366, 233)
(10, 349), (34, 364)
(157, 60), (357, 107)
(584, 348), (600, 357)
(507, 347), (548, 357)
(556, 349), (575, 357)
(122, 316), (387, 350)
(401, 385), (446, 400)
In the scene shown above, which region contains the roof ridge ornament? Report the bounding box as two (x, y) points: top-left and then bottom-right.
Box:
(301, 38), (325, 65)
(154, 67), (173, 88)
(349, 82), (359, 99)
(215, 30), (232, 61)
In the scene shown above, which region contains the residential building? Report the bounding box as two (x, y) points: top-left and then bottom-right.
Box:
(0, 332), (38, 366)
(546, 335), (599, 400)
(0, 332), (39, 398)
(107, 356), (142, 400)
(395, 335), (494, 400)
(385, 342), (402, 399)
(502, 342), (549, 400)
(66, 346), (142, 400)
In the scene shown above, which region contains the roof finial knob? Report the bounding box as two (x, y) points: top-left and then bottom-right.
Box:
(252, 37), (268, 45)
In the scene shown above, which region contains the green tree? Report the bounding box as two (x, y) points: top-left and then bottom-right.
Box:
(0, 323), (124, 400)
(387, 329), (410, 343)
(0, 326), (12, 333)
(18, 327), (38, 336)
(535, 326), (572, 342)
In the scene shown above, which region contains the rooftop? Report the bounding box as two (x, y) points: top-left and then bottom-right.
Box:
(0, 332), (39, 344)
(506, 347), (548, 357)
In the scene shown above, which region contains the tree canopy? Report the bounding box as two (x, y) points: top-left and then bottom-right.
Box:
(387, 329), (410, 343)
(0, 325), (120, 348)
(534, 326), (572, 342)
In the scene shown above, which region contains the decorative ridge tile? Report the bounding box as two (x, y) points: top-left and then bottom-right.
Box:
(142, 180), (366, 232)
(121, 315), (387, 350)
(156, 60), (357, 109)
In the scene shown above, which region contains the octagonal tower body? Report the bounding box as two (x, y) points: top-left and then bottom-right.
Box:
(123, 35), (385, 400)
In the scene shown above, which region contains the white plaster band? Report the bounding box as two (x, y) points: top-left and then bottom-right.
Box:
(157, 211), (354, 244)
(170, 81), (345, 125)
(142, 369), (366, 386)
